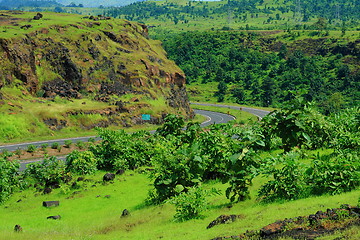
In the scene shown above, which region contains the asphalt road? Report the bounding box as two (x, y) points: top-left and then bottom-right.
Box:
(191, 102), (271, 119)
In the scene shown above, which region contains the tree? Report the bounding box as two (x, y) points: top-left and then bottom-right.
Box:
(260, 77), (275, 107)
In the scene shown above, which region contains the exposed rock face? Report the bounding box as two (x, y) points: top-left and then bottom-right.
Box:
(0, 13), (192, 118)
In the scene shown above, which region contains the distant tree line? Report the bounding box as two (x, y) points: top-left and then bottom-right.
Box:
(0, 0), (62, 9)
(103, 0), (360, 27)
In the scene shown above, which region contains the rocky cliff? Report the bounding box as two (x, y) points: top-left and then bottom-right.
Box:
(0, 11), (192, 140)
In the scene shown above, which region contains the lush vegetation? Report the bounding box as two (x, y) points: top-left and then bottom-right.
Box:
(0, 101), (359, 238)
(159, 31), (359, 112)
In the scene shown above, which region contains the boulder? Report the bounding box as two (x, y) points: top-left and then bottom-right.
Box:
(43, 201), (59, 207)
(103, 173), (115, 182)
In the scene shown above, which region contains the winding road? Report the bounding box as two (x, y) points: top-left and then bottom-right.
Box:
(191, 102), (270, 119)
(1, 104), (270, 170)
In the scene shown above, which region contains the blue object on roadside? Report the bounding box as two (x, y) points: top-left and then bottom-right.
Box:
(142, 114), (151, 121)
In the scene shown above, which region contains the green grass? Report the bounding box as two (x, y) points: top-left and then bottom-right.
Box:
(0, 168), (358, 240)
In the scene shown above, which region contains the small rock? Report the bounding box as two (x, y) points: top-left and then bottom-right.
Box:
(121, 209), (130, 217)
(207, 215), (241, 229)
(14, 225), (22, 232)
(47, 215), (61, 220)
(43, 201), (59, 207)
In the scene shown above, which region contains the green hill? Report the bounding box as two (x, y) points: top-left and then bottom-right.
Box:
(0, 11), (191, 143)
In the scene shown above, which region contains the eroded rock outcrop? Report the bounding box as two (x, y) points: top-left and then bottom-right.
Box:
(0, 12), (192, 121)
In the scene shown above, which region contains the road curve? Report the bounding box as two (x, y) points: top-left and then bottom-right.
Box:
(0, 109), (234, 153)
(191, 102), (271, 119)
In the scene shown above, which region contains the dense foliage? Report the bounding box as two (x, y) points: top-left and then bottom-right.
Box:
(159, 31), (359, 111)
(0, 157), (19, 203)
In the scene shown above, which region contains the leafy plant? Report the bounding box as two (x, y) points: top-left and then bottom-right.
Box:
(225, 149), (257, 202)
(261, 95), (330, 152)
(66, 150), (97, 175)
(27, 144), (37, 153)
(51, 142), (59, 149)
(148, 143), (205, 204)
(75, 141), (86, 150)
(15, 148), (22, 158)
(306, 151), (360, 195)
(64, 140), (72, 148)
(1, 149), (13, 159)
(169, 186), (219, 221)
(24, 155), (67, 188)
(328, 107), (360, 150)
(91, 128), (156, 170)
(41, 143), (48, 150)
(156, 114), (185, 138)
(0, 157), (19, 203)
(258, 152), (308, 202)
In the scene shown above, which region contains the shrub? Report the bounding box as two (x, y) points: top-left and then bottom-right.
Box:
(329, 107), (360, 150)
(51, 142), (59, 149)
(24, 156), (67, 188)
(0, 157), (19, 203)
(1, 149), (13, 159)
(306, 151), (360, 195)
(64, 140), (72, 148)
(261, 96), (330, 152)
(156, 114), (185, 138)
(66, 150), (97, 175)
(169, 186), (219, 221)
(40, 143), (48, 151)
(27, 144), (37, 153)
(258, 152), (308, 202)
(75, 141), (86, 150)
(15, 148), (22, 158)
(91, 129), (156, 170)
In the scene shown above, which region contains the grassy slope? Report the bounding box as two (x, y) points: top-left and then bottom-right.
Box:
(0, 11), (186, 144)
(0, 162), (358, 240)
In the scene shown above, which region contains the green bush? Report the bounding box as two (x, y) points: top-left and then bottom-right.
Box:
(75, 141), (86, 150)
(51, 142), (59, 149)
(306, 151), (360, 195)
(261, 96), (330, 152)
(329, 107), (360, 150)
(0, 157), (19, 203)
(91, 129), (156, 170)
(64, 140), (72, 148)
(169, 186), (219, 221)
(258, 152), (308, 202)
(148, 143), (205, 204)
(1, 149), (13, 159)
(24, 156), (67, 187)
(66, 150), (97, 175)
(40, 143), (48, 151)
(27, 144), (37, 153)
(156, 114), (185, 138)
